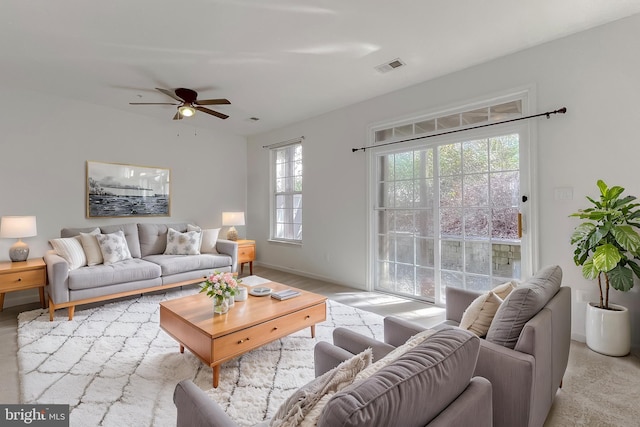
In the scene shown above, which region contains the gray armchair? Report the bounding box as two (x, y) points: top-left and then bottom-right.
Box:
(321, 265), (571, 427)
(175, 328), (492, 427)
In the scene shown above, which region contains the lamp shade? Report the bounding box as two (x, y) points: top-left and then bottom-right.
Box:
(0, 216), (37, 238)
(222, 212), (245, 226)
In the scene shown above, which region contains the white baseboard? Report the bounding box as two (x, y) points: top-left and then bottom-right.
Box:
(253, 261), (367, 291)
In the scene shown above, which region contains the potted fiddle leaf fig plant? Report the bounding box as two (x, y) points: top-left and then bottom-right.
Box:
(570, 179), (639, 356)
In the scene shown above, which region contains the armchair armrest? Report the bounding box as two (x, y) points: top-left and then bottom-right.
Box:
(383, 316), (426, 347)
(445, 287), (483, 323)
(313, 341), (357, 377)
(332, 327), (395, 362)
(173, 380), (238, 427)
(43, 250), (71, 304)
(475, 340), (535, 427)
(215, 239), (238, 273)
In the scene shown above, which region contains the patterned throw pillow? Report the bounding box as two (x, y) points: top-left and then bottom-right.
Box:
(96, 230), (132, 265)
(49, 236), (87, 270)
(164, 227), (201, 255)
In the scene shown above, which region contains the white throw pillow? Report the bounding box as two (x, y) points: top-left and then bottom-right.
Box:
(187, 224), (220, 254)
(79, 228), (103, 266)
(96, 230), (132, 265)
(164, 227), (201, 255)
(492, 280), (517, 300)
(459, 291), (503, 337)
(49, 236), (87, 270)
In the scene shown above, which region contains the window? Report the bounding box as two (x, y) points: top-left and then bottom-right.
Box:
(370, 96), (531, 305)
(271, 140), (303, 243)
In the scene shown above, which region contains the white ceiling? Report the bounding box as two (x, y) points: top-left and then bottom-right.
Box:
(3, 0), (640, 136)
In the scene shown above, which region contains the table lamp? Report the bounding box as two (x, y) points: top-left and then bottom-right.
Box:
(0, 216), (38, 262)
(222, 212), (245, 241)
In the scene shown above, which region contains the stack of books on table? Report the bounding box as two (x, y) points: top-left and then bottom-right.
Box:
(271, 289), (301, 301)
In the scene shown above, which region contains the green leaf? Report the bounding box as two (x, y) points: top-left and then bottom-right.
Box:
(597, 180), (608, 196)
(582, 260), (599, 280)
(570, 223), (595, 244)
(607, 265), (634, 292)
(606, 186), (625, 201)
(627, 259), (640, 280)
(585, 196), (601, 208)
(592, 244), (622, 272)
(613, 195), (637, 209)
(612, 225), (640, 253)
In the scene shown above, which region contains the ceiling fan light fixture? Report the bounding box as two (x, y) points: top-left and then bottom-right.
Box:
(178, 105), (196, 117)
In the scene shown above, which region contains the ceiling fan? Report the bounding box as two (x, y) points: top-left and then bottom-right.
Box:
(129, 88), (230, 120)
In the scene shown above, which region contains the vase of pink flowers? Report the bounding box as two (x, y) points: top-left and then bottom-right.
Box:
(200, 271), (241, 315)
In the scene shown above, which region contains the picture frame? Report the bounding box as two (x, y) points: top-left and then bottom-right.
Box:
(86, 161), (171, 218)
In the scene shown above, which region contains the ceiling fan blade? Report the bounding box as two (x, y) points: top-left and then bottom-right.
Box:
(195, 98), (231, 106)
(172, 111), (183, 120)
(195, 106), (229, 120)
(156, 88), (183, 102)
(129, 102), (179, 105)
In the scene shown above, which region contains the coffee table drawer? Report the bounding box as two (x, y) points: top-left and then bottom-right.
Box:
(212, 302), (326, 361)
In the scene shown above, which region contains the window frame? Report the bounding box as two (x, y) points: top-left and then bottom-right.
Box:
(269, 139), (303, 244)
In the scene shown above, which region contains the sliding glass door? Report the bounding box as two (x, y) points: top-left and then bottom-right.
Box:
(371, 122), (529, 304)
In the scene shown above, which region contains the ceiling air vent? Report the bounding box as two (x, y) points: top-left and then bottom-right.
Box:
(375, 58), (406, 74)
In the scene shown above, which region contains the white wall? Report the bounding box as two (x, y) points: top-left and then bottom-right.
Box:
(0, 89), (247, 307)
(247, 14), (640, 349)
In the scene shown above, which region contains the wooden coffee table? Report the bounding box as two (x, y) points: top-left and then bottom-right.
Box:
(159, 281), (327, 387)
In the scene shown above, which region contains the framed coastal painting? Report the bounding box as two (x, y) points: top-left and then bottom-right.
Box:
(86, 161), (171, 218)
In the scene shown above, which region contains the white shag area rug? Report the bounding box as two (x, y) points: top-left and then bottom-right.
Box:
(17, 287), (384, 427)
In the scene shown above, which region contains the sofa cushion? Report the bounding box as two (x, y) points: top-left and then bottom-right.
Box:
(164, 228), (202, 255)
(138, 223), (188, 257)
(318, 329), (479, 427)
(49, 236), (87, 270)
(144, 254), (232, 276)
(96, 230), (133, 265)
(67, 258), (162, 290)
(355, 328), (437, 381)
(187, 224), (220, 254)
(486, 265), (562, 349)
(79, 228), (103, 266)
(459, 291), (503, 337)
(271, 348), (372, 427)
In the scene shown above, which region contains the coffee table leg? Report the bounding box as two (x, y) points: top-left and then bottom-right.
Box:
(213, 365), (220, 388)
(310, 324), (316, 338)
(180, 344), (185, 354)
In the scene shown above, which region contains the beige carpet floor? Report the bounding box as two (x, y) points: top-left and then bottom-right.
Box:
(544, 340), (640, 426)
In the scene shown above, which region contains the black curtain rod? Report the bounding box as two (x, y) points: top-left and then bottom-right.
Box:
(352, 107), (567, 153)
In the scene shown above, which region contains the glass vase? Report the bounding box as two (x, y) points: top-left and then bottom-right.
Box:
(214, 297), (229, 315)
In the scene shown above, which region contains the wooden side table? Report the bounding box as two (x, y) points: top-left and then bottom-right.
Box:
(236, 239), (256, 275)
(0, 258), (47, 311)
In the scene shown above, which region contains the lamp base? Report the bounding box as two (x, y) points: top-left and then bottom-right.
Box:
(226, 227), (238, 241)
(9, 239), (29, 262)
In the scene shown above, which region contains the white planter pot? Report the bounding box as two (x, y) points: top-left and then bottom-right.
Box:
(585, 302), (631, 357)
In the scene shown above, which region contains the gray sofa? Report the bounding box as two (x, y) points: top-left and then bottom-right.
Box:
(44, 223), (237, 321)
(319, 265), (570, 427)
(174, 328), (492, 427)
